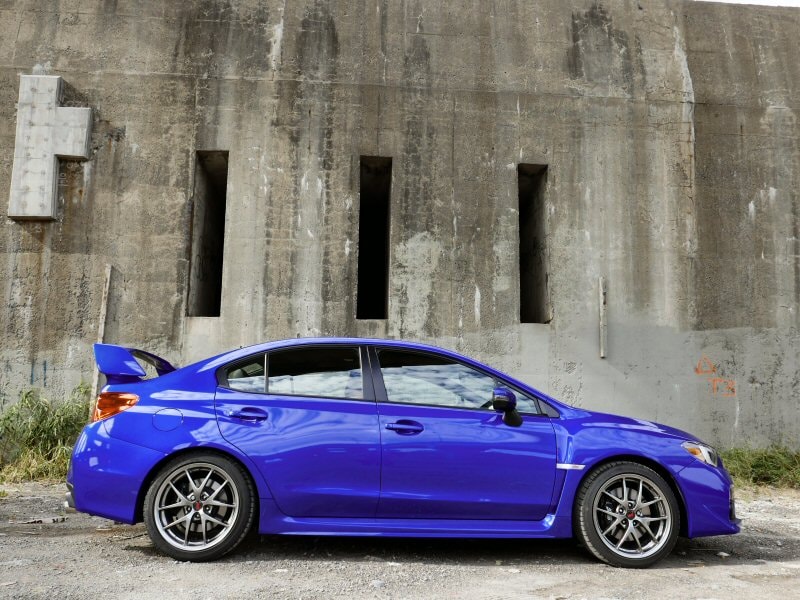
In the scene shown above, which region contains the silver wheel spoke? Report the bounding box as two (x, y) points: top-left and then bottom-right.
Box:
(198, 469), (213, 496)
(616, 525), (632, 549)
(602, 490), (624, 506)
(207, 480), (229, 502)
(602, 517), (623, 536)
(163, 512), (192, 531)
(206, 499), (236, 509)
(169, 481), (189, 502)
(640, 515), (667, 522)
(597, 507), (620, 518)
(159, 500), (188, 512)
(640, 520), (658, 542)
(203, 512), (230, 529)
(183, 517), (191, 545)
(632, 528), (644, 553)
(639, 497), (662, 508)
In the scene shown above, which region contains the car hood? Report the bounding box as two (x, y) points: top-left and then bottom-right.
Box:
(572, 408), (703, 444)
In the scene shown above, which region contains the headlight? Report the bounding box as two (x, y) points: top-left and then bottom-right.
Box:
(682, 441), (719, 467)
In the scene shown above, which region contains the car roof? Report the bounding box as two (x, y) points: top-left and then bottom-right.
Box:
(197, 337), (468, 372)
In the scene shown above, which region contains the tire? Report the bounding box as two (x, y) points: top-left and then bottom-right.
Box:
(143, 453), (255, 562)
(574, 461), (680, 568)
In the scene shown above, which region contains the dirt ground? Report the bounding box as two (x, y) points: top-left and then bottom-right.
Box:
(0, 483), (798, 600)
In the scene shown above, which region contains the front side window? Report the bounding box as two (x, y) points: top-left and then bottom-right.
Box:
(377, 349), (540, 413)
(267, 347), (364, 400)
(377, 350), (495, 410)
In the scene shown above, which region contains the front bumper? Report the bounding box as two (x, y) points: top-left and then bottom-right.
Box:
(678, 463), (741, 537)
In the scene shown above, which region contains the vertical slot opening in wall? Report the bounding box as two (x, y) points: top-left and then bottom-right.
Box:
(187, 151), (228, 317)
(518, 163), (550, 324)
(356, 156), (392, 320)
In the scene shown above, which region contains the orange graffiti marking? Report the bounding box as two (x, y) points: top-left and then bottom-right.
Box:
(709, 377), (737, 398)
(694, 355), (717, 376)
(695, 356), (736, 397)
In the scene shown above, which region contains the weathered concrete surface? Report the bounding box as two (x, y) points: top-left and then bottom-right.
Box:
(0, 0), (798, 449)
(8, 75), (92, 220)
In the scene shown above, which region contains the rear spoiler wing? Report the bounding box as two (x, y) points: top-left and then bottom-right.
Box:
(94, 343), (176, 384)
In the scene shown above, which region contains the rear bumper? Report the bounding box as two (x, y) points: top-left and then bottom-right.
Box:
(68, 421), (166, 523)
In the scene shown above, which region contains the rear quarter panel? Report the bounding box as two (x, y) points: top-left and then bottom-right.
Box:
(96, 367), (274, 502)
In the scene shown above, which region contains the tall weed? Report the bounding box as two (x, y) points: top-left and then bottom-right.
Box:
(0, 384), (90, 482)
(721, 446), (800, 489)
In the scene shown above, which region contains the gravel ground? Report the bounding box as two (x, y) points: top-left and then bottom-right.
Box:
(0, 483), (798, 599)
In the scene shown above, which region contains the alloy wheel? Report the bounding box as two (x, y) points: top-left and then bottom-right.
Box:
(152, 462), (240, 552)
(592, 473), (672, 559)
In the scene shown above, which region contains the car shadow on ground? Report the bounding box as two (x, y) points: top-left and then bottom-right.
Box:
(124, 529), (799, 570)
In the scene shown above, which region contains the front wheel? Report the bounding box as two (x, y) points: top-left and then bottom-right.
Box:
(143, 453), (255, 561)
(574, 461), (680, 568)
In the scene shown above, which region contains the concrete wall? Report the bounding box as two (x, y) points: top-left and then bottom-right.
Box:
(1, 0), (798, 449)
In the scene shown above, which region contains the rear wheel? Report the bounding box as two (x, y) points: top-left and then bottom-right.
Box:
(574, 461), (680, 568)
(143, 453), (255, 561)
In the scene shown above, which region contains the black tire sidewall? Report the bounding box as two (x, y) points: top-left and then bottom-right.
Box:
(575, 462), (680, 568)
(143, 452), (255, 562)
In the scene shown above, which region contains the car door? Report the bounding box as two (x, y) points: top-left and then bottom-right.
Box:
(215, 344), (381, 518)
(371, 346), (558, 521)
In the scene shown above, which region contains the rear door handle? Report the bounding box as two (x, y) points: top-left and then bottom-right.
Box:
(224, 407), (268, 422)
(385, 420), (424, 435)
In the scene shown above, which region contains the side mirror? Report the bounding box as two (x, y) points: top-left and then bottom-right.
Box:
(492, 387), (523, 427)
(492, 387), (517, 412)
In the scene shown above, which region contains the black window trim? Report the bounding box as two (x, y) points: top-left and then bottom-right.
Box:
(217, 344), (375, 402)
(369, 345), (551, 417)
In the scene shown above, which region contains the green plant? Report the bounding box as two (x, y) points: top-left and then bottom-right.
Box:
(0, 384), (91, 482)
(721, 446), (800, 489)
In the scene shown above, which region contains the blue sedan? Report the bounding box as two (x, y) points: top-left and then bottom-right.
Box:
(67, 338), (739, 567)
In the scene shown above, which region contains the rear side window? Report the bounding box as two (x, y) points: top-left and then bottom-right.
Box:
(226, 355), (266, 392)
(267, 347), (363, 400)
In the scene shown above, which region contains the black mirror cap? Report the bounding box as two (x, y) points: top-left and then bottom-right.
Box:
(492, 387), (517, 413)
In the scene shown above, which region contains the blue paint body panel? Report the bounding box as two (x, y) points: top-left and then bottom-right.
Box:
(69, 338), (740, 544)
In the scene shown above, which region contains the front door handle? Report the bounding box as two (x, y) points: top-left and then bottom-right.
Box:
(385, 420), (424, 435)
(224, 407), (268, 422)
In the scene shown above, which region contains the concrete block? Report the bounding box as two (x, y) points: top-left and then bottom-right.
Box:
(8, 75), (91, 220)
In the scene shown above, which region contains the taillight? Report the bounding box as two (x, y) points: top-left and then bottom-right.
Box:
(92, 392), (139, 422)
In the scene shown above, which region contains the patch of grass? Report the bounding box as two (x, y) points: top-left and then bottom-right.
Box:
(0, 384), (90, 482)
(721, 446), (800, 489)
